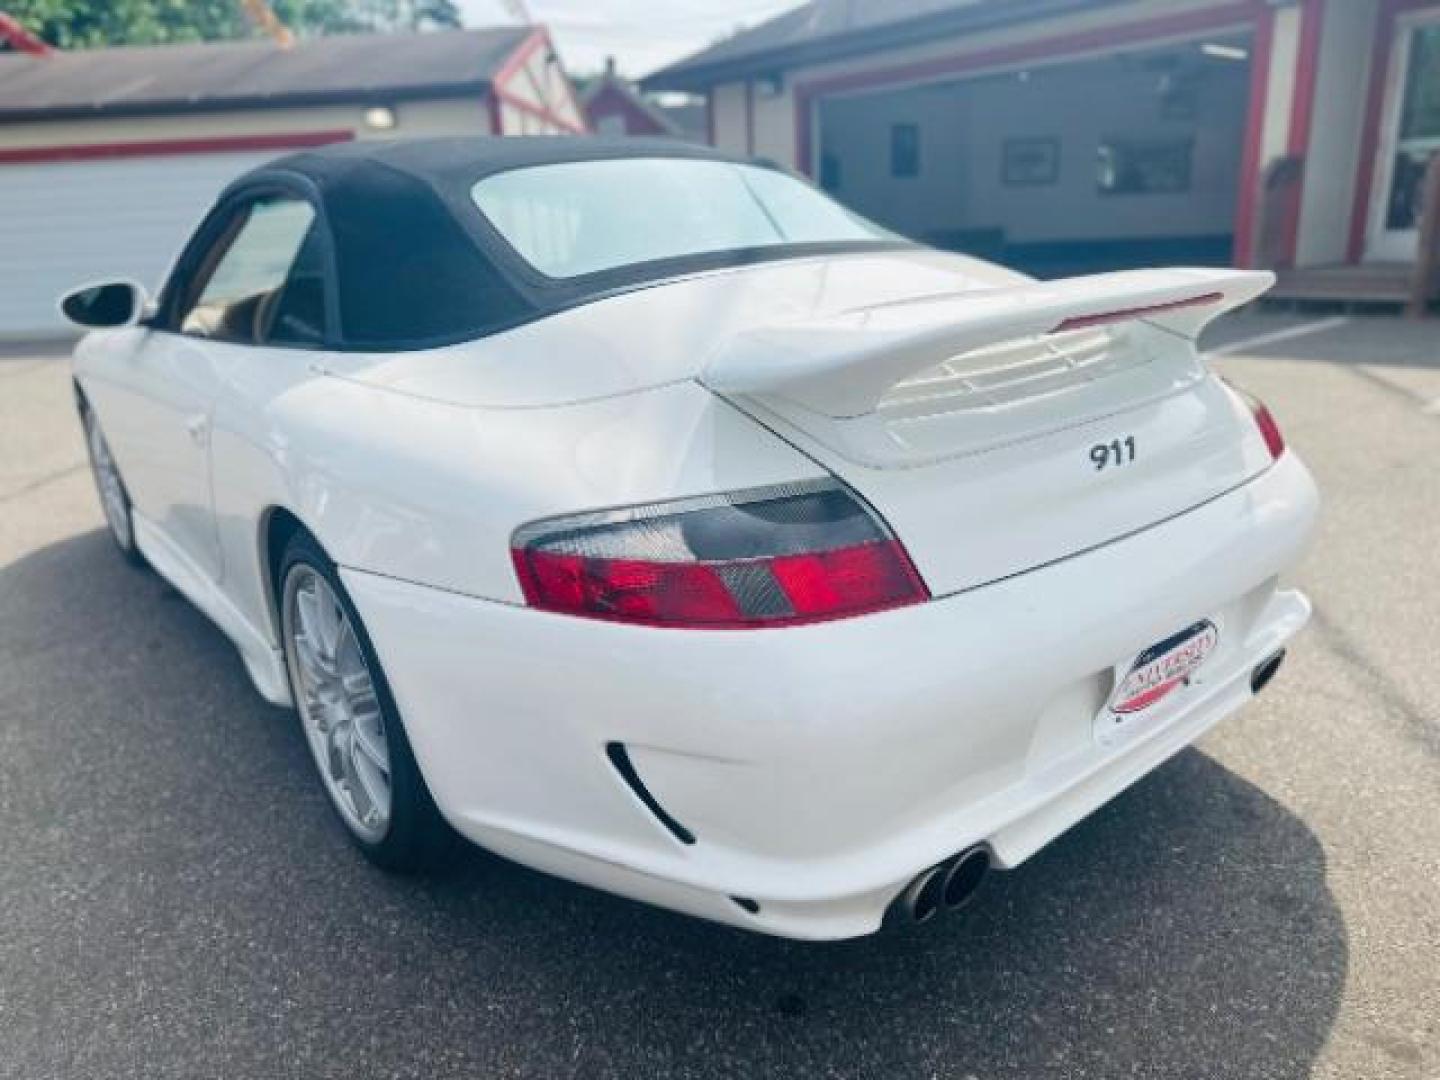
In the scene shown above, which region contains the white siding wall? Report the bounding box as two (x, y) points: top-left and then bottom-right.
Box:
(752, 82), (797, 165)
(710, 82), (748, 155)
(0, 152), (276, 338)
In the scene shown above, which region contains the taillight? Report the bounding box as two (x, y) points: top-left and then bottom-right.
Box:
(511, 480), (929, 628)
(1250, 401), (1286, 460)
(1228, 383), (1286, 461)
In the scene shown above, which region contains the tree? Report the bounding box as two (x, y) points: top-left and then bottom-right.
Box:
(2, 0), (460, 50)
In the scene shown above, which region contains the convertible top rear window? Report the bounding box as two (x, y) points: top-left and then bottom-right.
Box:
(471, 158), (891, 279)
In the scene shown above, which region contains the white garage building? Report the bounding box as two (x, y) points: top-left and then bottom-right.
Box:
(0, 27), (585, 338)
(646, 0), (1440, 307)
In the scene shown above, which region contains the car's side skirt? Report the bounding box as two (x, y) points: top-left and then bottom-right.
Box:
(133, 513), (291, 707)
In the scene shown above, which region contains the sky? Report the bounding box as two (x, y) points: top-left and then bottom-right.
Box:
(455, 0), (804, 79)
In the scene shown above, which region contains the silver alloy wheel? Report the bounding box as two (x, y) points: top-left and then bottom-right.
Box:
(83, 410), (133, 551)
(282, 565), (392, 842)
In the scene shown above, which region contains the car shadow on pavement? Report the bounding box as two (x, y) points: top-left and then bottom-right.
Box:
(0, 530), (1347, 1080)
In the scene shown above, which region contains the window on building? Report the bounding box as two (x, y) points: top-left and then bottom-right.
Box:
(890, 123), (920, 178)
(1097, 137), (1194, 196)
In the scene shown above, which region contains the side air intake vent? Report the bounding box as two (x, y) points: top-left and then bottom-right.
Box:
(605, 742), (696, 845)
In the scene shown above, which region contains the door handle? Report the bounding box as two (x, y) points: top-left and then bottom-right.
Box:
(184, 413), (210, 446)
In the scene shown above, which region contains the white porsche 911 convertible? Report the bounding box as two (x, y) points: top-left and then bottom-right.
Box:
(62, 138), (1316, 940)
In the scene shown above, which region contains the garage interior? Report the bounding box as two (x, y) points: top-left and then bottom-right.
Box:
(816, 35), (1255, 279)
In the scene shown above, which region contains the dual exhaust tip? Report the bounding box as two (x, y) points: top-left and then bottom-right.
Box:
(898, 846), (991, 926)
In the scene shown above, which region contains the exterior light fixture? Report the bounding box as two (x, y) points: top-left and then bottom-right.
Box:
(363, 105), (397, 131)
(1201, 42), (1249, 62)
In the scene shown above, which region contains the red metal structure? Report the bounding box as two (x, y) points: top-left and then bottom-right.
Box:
(0, 11), (52, 56)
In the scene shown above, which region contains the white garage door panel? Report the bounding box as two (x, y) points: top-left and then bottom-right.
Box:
(0, 151), (278, 339)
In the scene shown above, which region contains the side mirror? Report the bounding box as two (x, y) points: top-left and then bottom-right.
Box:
(58, 280), (147, 330)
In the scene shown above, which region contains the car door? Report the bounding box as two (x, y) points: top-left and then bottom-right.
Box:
(93, 194), (319, 583)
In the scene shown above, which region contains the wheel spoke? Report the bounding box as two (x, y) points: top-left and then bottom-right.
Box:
(336, 731), (372, 821)
(315, 588), (343, 659)
(352, 749), (388, 819)
(351, 717), (389, 776)
(295, 585), (339, 673)
(334, 620), (366, 684)
(293, 626), (331, 688)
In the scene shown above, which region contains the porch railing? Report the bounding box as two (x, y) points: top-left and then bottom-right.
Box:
(1408, 154), (1440, 318)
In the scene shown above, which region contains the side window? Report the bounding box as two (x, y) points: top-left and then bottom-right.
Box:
(267, 225), (329, 347)
(177, 198), (322, 346)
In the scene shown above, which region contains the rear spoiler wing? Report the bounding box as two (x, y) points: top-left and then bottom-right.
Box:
(703, 268), (1274, 419)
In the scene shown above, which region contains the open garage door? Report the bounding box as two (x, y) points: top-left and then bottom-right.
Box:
(816, 35), (1254, 278)
(0, 150), (280, 340)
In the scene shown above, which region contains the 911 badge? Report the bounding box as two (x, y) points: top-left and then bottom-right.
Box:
(1096, 620), (1220, 744)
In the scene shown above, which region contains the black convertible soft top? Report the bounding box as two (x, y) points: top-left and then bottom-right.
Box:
(195, 137), (907, 351)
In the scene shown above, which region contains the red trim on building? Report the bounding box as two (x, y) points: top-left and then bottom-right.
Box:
(0, 129), (353, 166)
(493, 86), (587, 134)
(794, 2), (1268, 177)
(1287, 0), (1327, 157)
(0, 11), (51, 55)
(494, 27), (550, 87)
(491, 25), (588, 135)
(1347, 0), (1440, 262)
(1280, 0), (1327, 265)
(1233, 6), (1276, 268)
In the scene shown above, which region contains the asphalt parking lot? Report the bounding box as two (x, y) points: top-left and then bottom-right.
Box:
(1, 314), (1437, 1080)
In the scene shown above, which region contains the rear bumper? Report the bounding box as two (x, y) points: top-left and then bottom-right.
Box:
(343, 452), (1318, 940)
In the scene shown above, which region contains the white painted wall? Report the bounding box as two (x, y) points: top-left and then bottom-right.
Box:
(818, 51), (1251, 247)
(711, 82), (748, 154)
(752, 83), (796, 164)
(1296, 0), (1382, 266)
(1259, 6), (1302, 170)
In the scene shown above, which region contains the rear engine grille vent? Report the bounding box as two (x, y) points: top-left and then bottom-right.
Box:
(880, 328), (1143, 418)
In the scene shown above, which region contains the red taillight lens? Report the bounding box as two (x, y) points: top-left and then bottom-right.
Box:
(511, 481), (929, 629)
(1251, 401), (1286, 460)
(1228, 383), (1286, 461)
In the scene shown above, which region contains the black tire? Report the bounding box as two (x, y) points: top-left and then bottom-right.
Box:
(277, 530), (452, 872)
(78, 400), (146, 568)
